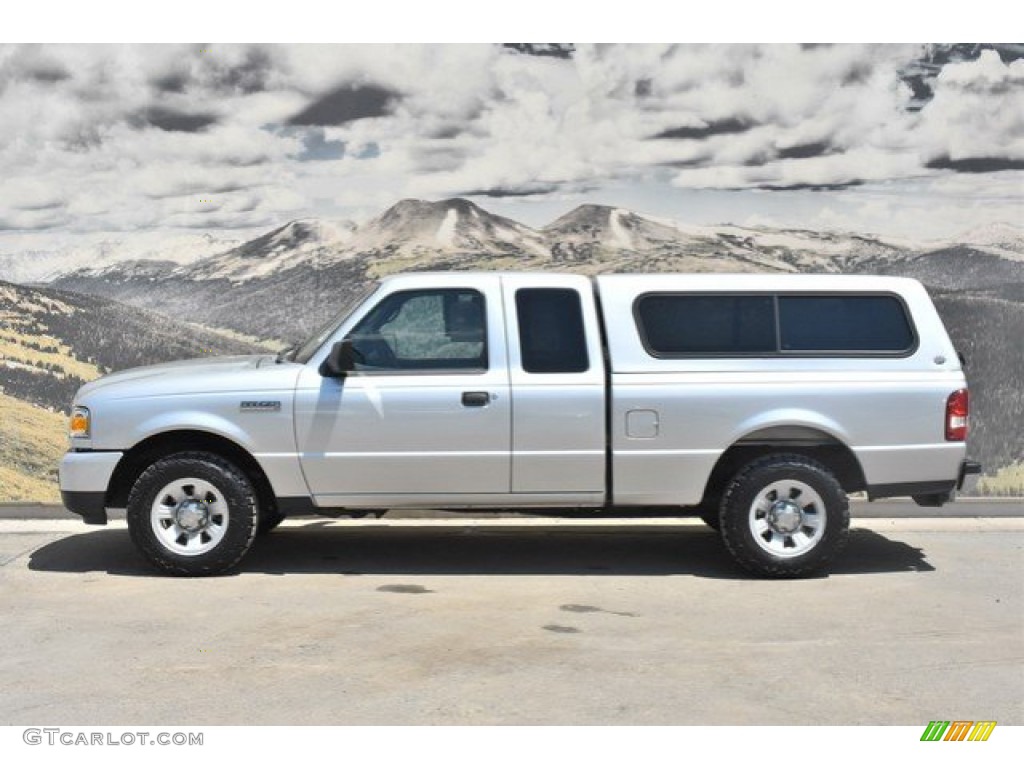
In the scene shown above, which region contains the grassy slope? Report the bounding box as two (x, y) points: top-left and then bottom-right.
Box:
(1, 279), (267, 501)
(976, 462), (1024, 497)
(0, 391), (66, 502)
(1, 278), (265, 414)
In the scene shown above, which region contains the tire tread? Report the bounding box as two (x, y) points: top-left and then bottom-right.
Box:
(127, 451), (258, 576)
(719, 453), (849, 578)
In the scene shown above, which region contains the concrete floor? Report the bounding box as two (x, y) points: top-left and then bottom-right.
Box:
(1, 517), (1021, 725)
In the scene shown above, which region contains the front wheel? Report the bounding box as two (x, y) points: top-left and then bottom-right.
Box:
(127, 452), (259, 576)
(256, 507), (286, 535)
(719, 454), (849, 578)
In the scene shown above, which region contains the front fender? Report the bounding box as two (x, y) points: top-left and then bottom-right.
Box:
(132, 409), (258, 453)
(109, 400), (310, 500)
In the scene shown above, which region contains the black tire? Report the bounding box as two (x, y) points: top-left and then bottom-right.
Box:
(256, 507), (286, 535)
(719, 454), (849, 578)
(697, 506), (721, 531)
(127, 452), (259, 576)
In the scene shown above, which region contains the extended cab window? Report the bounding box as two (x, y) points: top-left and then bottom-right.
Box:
(345, 289), (487, 372)
(516, 288), (589, 373)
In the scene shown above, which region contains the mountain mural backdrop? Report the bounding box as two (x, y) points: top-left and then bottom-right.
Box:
(2, 198), (1022, 500)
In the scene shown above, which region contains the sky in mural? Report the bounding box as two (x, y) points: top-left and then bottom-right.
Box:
(0, 43), (1021, 248)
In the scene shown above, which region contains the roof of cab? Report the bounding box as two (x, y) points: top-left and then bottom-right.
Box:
(377, 270), (925, 294)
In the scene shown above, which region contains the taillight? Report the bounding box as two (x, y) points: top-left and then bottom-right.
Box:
(945, 389), (969, 441)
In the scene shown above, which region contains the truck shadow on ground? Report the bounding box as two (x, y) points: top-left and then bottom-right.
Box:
(27, 523), (934, 578)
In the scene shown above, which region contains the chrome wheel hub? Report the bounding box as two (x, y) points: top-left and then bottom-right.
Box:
(174, 499), (210, 532)
(748, 479), (826, 558)
(150, 477), (228, 557)
(766, 499), (803, 534)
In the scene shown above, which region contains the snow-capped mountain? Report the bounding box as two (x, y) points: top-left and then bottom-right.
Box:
(22, 199), (1024, 291)
(47, 199), (1024, 336)
(541, 204), (914, 274)
(349, 198), (550, 262)
(176, 219), (356, 282)
(151, 198), (553, 285)
(544, 204), (703, 259)
(0, 230), (253, 284)
(545, 204), (696, 248)
(952, 222), (1024, 259)
(64, 200), (552, 287)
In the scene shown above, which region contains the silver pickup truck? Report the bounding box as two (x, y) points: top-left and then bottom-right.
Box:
(60, 272), (980, 577)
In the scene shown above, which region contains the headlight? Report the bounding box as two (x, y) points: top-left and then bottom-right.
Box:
(69, 406), (91, 438)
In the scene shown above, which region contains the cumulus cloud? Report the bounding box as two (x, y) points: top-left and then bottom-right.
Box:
(0, 43), (1020, 240)
(4, 179), (67, 211)
(917, 50), (1024, 167)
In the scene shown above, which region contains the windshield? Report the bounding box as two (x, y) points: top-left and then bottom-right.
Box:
(289, 283), (378, 364)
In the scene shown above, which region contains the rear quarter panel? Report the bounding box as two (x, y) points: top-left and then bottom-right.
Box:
(596, 275), (968, 505)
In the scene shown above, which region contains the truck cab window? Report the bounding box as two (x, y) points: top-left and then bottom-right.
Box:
(346, 289), (487, 372)
(516, 288), (589, 373)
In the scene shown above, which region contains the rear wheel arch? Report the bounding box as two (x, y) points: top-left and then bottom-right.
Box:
(699, 426), (867, 508)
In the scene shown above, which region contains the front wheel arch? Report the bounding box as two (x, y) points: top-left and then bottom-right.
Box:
(108, 430), (278, 521)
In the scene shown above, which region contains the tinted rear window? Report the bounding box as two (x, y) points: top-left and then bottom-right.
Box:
(635, 295), (776, 355)
(779, 295), (914, 352)
(634, 292), (916, 357)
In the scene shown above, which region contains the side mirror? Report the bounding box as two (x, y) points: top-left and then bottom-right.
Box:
(319, 339), (358, 378)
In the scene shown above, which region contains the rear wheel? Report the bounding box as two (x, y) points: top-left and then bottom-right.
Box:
(127, 452), (258, 576)
(719, 454), (849, 578)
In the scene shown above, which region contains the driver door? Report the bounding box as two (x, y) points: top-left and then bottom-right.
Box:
(293, 279), (512, 505)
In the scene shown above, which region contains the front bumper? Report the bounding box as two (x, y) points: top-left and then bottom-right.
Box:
(61, 491), (109, 524)
(58, 450), (124, 525)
